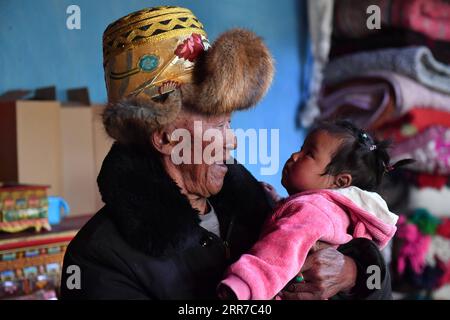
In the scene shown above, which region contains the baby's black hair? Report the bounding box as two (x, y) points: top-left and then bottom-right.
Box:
(310, 120), (414, 191)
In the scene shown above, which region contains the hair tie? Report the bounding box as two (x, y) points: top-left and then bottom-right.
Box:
(359, 132), (369, 140)
(369, 145), (377, 151)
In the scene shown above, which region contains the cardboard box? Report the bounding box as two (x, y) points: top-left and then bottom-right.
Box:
(59, 106), (98, 216)
(0, 100), (62, 197)
(0, 91), (113, 217)
(59, 104), (112, 216)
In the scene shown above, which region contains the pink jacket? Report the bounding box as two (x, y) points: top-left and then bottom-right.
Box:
(220, 186), (398, 300)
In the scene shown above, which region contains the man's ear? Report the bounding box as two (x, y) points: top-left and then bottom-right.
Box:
(150, 130), (175, 156)
(333, 173), (352, 188)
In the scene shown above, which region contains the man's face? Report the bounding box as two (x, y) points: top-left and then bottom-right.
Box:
(172, 110), (237, 198)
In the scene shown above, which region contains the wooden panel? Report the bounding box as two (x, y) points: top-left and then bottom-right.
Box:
(0, 101), (18, 182)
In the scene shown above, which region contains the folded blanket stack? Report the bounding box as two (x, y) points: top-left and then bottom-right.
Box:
(303, 0), (450, 299)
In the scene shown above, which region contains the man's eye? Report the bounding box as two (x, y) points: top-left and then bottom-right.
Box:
(218, 120), (231, 129)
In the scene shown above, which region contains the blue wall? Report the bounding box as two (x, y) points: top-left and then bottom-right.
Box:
(0, 0), (309, 196)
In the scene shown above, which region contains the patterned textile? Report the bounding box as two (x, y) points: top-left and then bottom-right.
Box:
(377, 108), (450, 143)
(324, 46), (450, 94)
(390, 126), (450, 175)
(331, 28), (450, 64)
(334, 0), (450, 41)
(364, 71), (450, 114)
(318, 79), (395, 129)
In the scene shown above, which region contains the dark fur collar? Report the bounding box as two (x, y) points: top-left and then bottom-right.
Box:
(97, 143), (272, 257)
(97, 143), (201, 256)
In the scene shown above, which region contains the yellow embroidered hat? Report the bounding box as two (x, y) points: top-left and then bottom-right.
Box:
(103, 6), (209, 103)
(102, 6), (274, 144)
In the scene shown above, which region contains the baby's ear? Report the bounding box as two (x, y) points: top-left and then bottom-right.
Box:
(333, 173), (352, 188)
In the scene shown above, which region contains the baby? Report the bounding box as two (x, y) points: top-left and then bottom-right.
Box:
(218, 120), (413, 300)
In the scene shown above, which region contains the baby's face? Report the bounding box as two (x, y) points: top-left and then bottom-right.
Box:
(281, 130), (343, 195)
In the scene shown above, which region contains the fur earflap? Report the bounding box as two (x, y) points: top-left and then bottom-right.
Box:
(102, 90), (182, 145)
(185, 28), (275, 114)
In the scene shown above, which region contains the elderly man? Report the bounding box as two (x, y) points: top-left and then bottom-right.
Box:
(60, 6), (391, 300)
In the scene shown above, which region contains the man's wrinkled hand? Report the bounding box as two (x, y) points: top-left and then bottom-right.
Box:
(279, 246), (357, 300)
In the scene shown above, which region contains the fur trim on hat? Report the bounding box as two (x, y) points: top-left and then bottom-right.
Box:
(102, 91), (181, 145)
(186, 28), (275, 114)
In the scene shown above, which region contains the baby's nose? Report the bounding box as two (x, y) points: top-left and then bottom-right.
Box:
(291, 151), (301, 161)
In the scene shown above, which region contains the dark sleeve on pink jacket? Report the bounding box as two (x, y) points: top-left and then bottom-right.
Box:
(336, 238), (393, 300)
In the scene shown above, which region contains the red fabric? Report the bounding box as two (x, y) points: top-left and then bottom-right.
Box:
(437, 218), (450, 239)
(437, 259), (450, 287)
(0, 234), (75, 251)
(391, 0), (450, 41)
(416, 173), (449, 189)
(377, 108), (450, 143)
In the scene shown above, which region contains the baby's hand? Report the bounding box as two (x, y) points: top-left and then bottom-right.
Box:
(260, 182), (283, 203)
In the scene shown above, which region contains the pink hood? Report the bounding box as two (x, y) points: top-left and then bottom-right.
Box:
(297, 186), (398, 249)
